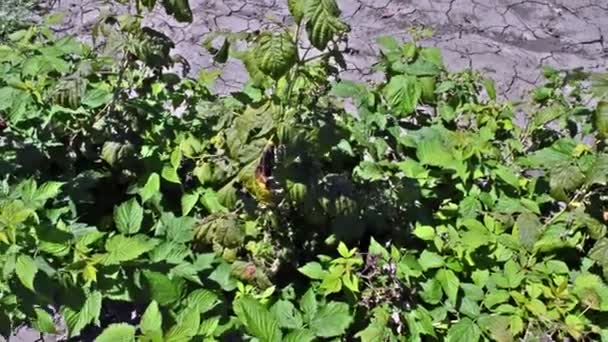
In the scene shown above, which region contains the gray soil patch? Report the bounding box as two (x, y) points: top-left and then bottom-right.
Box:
(41, 0), (608, 99)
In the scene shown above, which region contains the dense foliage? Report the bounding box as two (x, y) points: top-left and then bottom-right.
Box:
(1, 0), (608, 341)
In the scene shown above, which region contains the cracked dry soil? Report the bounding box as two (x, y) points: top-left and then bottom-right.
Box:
(44, 0), (607, 99)
(3, 0), (608, 341)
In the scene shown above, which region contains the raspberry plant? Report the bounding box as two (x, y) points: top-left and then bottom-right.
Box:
(1, 0), (608, 341)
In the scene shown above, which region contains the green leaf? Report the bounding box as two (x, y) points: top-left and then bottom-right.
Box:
(331, 80), (365, 98)
(254, 32), (297, 80)
(36, 181), (64, 202)
(15, 255), (38, 291)
(199, 316), (220, 337)
(103, 234), (158, 265)
(140, 301), (162, 335)
(416, 136), (453, 168)
(33, 308), (56, 334)
(181, 192), (199, 216)
(309, 302), (353, 338)
(494, 165), (519, 189)
(549, 163), (584, 201)
(299, 288), (318, 323)
(368, 237), (390, 260)
(64, 291), (102, 337)
(165, 307), (200, 341)
(420, 278), (443, 304)
(143, 270), (184, 306)
(354, 161), (384, 181)
(516, 212), (542, 251)
(586, 154), (608, 186)
(483, 78), (497, 100)
(447, 318), (481, 342)
(460, 219), (493, 251)
(114, 198), (144, 234)
(185, 289), (220, 314)
(162, 166), (181, 184)
(596, 101), (608, 137)
(383, 75), (421, 116)
(82, 87), (112, 108)
(140, 173), (160, 203)
(287, 0), (305, 22)
(271, 300), (303, 329)
(284, 329), (316, 342)
(413, 225), (435, 241)
(305, 0), (349, 50)
(458, 196), (481, 219)
(200, 190), (229, 214)
(208, 262), (237, 291)
(298, 262), (327, 279)
(589, 238), (608, 265)
(436, 269), (460, 306)
(234, 296), (282, 342)
(526, 298), (547, 317)
(376, 35), (400, 53)
(97, 323), (136, 342)
(161, 0), (192, 22)
(418, 250), (445, 271)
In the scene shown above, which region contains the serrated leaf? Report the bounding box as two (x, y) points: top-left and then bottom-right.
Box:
(516, 212), (542, 251)
(143, 270), (184, 306)
(549, 163), (585, 201)
(596, 101), (608, 137)
(114, 198), (144, 234)
(208, 262), (237, 291)
(140, 173), (160, 203)
(97, 323), (136, 342)
(436, 269), (460, 306)
(418, 250), (445, 271)
(590, 238), (608, 265)
(254, 32), (297, 80)
(165, 307), (200, 342)
(82, 87), (112, 108)
(271, 300), (303, 329)
(36, 181), (64, 202)
(586, 154), (608, 186)
(420, 278), (443, 304)
(103, 234), (158, 265)
(284, 329), (316, 342)
(141, 301), (162, 335)
(185, 289), (219, 314)
(447, 318), (481, 342)
(331, 80), (365, 98)
(101, 141), (122, 167)
(383, 75), (421, 116)
(234, 296), (282, 342)
(15, 255), (37, 291)
(309, 302), (353, 337)
(161, 0), (192, 22)
(413, 225), (435, 241)
(33, 308), (56, 334)
(64, 291), (102, 337)
(287, 0), (305, 22)
(199, 316), (220, 336)
(354, 161), (384, 181)
(162, 166), (181, 184)
(298, 262), (327, 279)
(299, 288), (317, 323)
(181, 192), (199, 216)
(305, 0), (349, 50)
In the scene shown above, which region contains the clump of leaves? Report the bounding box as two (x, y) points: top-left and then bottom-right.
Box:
(2, 0), (608, 341)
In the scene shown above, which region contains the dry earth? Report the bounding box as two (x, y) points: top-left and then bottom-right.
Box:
(42, 0), (608, 99)
(4, 0), (608, 340)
